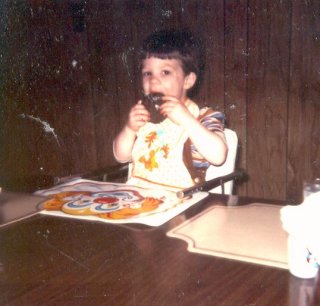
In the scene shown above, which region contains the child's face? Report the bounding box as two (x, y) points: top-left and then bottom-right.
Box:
(141, 57), (196, 102)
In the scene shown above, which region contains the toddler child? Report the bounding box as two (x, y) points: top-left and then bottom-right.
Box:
(113, 29), (227, 191)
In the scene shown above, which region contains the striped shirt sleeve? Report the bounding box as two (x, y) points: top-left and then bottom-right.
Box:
(191, 107), (225, 169)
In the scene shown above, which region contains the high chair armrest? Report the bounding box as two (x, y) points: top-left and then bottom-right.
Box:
(54, 163), (129, 185)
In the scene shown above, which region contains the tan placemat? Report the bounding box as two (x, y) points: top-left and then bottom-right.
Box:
(167, 203), (289, 269)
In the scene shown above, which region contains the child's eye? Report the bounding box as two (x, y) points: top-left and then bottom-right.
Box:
(162, 70), (171, 76)
(142, 71), (151, 77)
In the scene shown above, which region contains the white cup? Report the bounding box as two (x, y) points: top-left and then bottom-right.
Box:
(287, 235), (319, 279)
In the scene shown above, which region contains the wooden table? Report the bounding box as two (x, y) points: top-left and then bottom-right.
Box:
(0, 193), (319, 306)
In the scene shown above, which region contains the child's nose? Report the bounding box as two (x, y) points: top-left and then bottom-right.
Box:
(150, 74), (160, 83)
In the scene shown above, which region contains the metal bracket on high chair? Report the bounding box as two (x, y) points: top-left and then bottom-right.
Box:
(220, 178), (225, 195)
(177, 169), (247, 199)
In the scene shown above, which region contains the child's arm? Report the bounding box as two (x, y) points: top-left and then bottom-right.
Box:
(160, 98), (227, 166)
(113, 102), (150, 162)
(183, 116), (227, 166)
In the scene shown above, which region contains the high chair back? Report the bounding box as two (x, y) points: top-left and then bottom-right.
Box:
(205, 128), (238, 194)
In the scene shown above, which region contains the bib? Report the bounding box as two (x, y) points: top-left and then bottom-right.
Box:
(129, 101), (199, 190)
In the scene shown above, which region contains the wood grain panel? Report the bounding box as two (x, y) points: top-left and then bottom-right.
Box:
(179, 0), (224, 110)
(192, 0), (225, 110)
(2, 2), (34, 183)
(1, 2), (70, 189)
(109, 1), (144, 134)
(86, 1), (120, 168)
(24, 1), (94, 176)
(287, 0), (320, 202)
(224, 0), (248, 195)
(247, 0), (291, 200)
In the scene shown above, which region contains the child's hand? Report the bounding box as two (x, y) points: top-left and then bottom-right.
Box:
(160, 96), (193, 126)
(126, 101), (150, 132)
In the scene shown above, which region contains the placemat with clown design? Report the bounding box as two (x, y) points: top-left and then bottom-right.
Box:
(36, 179), (208, 226)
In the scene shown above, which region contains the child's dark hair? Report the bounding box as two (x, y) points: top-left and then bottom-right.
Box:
(140, 29), (204, 90)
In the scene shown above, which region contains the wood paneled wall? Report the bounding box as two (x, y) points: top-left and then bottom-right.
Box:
(1, 0), (319, 202)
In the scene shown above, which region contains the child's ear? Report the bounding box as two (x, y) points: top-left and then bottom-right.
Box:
(184, 72), (197, 90)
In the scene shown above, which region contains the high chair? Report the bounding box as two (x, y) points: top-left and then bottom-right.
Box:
(58, 128), (241, 194)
